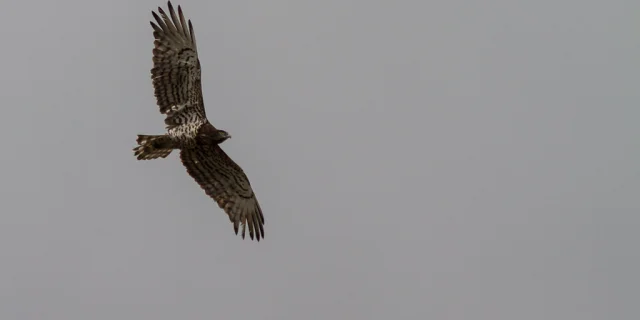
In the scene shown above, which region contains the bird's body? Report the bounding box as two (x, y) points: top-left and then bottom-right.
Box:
(133, 1), (265, 241)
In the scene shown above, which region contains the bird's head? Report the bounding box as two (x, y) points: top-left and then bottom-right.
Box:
(214, 129), (231, 144)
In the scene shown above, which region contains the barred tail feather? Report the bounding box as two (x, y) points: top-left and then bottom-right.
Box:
(133, 134), (175, 160)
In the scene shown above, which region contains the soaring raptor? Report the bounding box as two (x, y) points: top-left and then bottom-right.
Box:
(133, 1), (265, 241)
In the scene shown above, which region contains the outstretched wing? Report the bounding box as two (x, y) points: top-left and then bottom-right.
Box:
(180, 146), (265, 241)
(150, 2), (207, 129)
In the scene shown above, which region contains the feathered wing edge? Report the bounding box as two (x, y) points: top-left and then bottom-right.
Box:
(180, 148), (265, 241)
(150, 1), (197, 52)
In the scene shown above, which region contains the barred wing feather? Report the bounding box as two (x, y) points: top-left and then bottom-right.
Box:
(180, 147), (265, 241)
(150, 2), (207, 128)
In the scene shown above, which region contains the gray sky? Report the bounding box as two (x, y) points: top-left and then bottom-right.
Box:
(0, 0), (638, 319)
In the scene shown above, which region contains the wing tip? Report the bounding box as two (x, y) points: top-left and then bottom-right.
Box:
(150, 1), (196, 46)
(233, 217), (264, 242)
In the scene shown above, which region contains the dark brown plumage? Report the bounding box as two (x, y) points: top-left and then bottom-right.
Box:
(133, 1), (265, 241)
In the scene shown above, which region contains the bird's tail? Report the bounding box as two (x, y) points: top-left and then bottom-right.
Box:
(133, 135), (175, 160)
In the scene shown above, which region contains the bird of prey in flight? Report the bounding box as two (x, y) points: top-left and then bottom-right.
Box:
(133, 1), (265, 241)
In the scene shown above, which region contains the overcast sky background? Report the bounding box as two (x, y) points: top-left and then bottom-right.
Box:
(0, 0), (638, 319)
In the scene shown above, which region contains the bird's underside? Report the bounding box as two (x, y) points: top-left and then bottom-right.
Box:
(133, 1), (265, 241)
